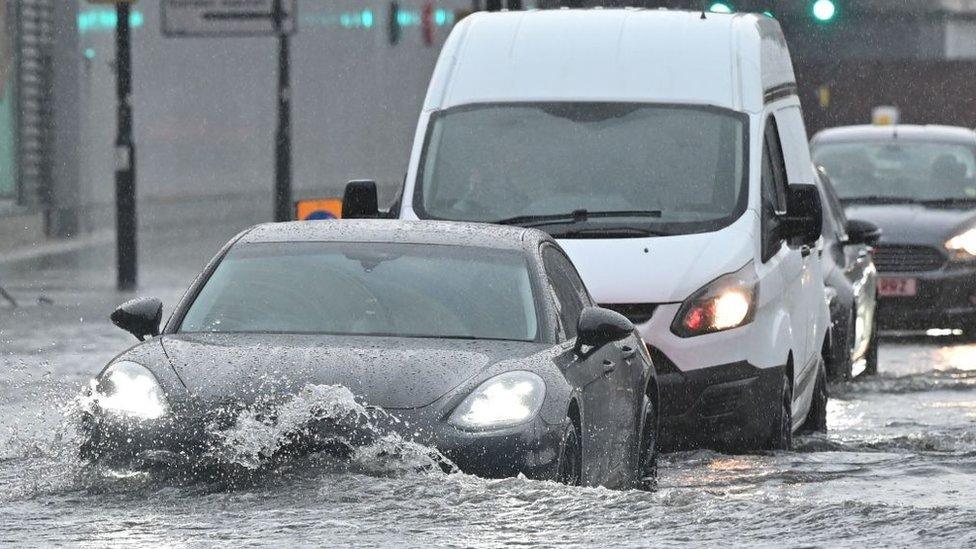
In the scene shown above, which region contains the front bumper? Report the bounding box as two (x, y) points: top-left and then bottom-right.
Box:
(652, 354), (783, 452)
(81, 407), (564, 481)
(876, 265), (976, 329)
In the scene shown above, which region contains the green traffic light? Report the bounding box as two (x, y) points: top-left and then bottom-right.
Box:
(709, 2), (733, 14)
(812, 0), (837, 22)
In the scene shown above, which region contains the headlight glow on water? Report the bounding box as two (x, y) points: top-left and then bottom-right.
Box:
(449, 371), (545, 431)
(95, 361), (170, 420)
(946, 228), (976, 259)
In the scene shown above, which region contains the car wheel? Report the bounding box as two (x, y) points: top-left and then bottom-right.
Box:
(800, 360), (828, 434)
(556, 419), (582, 486)
(863, 324), (879, 376)
(767, 373), (793, 451)
(635, 394), (658, 491)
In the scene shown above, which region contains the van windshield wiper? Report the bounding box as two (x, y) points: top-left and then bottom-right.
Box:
(549, 226), (668, 239)
(494, 209), (662, 228)
(840, 195), (918, 205)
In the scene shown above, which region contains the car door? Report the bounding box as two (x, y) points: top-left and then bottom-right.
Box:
(760, 113), (806, 391)
(776, 106), (824, 416)
(541, 244), (636, 485)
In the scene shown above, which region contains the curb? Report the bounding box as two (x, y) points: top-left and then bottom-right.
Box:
(0, 230), (114, 265)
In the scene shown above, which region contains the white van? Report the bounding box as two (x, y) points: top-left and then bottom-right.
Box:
(345, 9), (830, 451)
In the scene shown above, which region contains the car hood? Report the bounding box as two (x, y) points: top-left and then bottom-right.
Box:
(557, 213), (756, 304)
(160, 333), (548, 409)
(845, 203), (976, 245)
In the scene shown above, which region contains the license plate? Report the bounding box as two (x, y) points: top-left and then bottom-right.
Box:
(878, 277), (917, 297)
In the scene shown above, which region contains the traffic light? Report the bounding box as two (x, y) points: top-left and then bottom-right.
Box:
(812, 0), (837, 23)
(709, 2), (733, 13)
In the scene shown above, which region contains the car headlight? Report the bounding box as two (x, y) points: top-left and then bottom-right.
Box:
(672, 262), (758, 338)
(94, 361), (170, 420)
(946, 228), (976, 260)
(448, 371), (545, 431)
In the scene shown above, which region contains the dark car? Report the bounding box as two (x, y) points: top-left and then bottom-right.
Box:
(812, 125), (976, 332)
(814, 166), (881, 379)
(82, 220), (659, 489)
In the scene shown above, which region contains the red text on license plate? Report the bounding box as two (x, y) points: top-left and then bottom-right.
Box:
(878, 277), (917, 297)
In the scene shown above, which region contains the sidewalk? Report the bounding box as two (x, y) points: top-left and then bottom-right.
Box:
(0, 229), (114, 266)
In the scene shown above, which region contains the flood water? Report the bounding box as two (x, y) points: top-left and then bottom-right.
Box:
(3, 236), (976, 547)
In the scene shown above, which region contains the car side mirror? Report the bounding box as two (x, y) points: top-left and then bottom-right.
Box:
(781, 183), (823, 245)
(111, 297), (163, 341)
(845, 219), (881, 246)
(575, 306), (634, 354)
(342, 180), (379, 219)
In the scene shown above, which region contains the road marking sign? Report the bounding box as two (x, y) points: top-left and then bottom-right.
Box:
(295, 198), (343, 221)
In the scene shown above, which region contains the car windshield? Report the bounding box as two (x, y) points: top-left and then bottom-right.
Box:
(179, 242), (539, 341)
(813, 140), (976, 202)
(415, 103), (748, 235)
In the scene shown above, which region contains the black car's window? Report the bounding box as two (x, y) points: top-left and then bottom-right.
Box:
(180, 242), (539, 342)
(761, 116), (789, 262)
(813, 140), (976, 201)
(541, 245), (588, 340)
(415, 102), (748, 235)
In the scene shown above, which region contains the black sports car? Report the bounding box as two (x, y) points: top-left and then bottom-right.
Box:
(813, 125), (976, 332)
(814, 166), (881, 379)
(82, 220), (659, 489)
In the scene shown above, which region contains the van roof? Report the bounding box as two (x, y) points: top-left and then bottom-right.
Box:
(425, 9), (795, 114)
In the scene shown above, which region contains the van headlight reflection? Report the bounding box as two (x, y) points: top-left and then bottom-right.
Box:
(95, 361), (170, 420)
(449, 371), (545, 431)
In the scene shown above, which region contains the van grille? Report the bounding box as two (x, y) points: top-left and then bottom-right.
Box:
(601, 303), (658, 325)
(872, 245), (946, 273)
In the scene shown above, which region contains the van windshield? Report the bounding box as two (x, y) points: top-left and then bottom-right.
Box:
(414, 103), (748, 237)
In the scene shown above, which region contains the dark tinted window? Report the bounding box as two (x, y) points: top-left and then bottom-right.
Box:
(181, 242), (539, 341)
(761, 117), (789, 262)
(541, 246), (589, 340)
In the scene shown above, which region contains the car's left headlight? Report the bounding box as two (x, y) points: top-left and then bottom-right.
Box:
(94, 361), (170, 420)
(448, 371), (545, 431)
(946, 227), (976, 260)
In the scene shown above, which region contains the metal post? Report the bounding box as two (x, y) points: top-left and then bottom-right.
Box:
(272, 0), (292, 222)
(115, 3), (137, 290)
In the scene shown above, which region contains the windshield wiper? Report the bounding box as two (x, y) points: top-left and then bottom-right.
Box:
(918, 197), (976, 206)
(550, 226), (667, 239)
(840, 195), (919, 205)
(494, 209), (662, 228)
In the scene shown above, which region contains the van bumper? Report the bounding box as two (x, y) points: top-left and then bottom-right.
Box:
(653, 354), (784, 452)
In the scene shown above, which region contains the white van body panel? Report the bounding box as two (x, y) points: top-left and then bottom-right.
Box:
(558, 214), (756, 304)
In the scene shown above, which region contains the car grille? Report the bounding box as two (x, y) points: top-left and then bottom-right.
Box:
(872, 245), (946, 273)
(601, 303), (658, 325)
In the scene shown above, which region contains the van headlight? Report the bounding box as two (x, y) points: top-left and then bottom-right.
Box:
(672, 262), (758, 338)
(946, 228), (976, 260)
(94, 361), (170, 420)
(449, 371), (545, 431)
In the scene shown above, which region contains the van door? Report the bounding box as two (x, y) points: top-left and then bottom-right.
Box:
(760, 114), (806, 396)
(775, 106), (823, 416)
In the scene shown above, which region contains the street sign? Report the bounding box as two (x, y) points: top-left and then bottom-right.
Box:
(295, 198), (343, 221)
(161, 0), (296, 37)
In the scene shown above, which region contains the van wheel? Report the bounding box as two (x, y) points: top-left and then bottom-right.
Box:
(556, 419), (582, 486)
(800, 360), (828, 434)
(635, 395), (658, 491)
(863, 326), (879, 376)
(767, 373), (793, 451)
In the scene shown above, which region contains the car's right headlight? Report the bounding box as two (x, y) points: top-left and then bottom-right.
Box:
(672, 262), (758, 338)
(94, 361), (170, 420)
(448, 371), (545, 432)
(946, 227), (976, 260)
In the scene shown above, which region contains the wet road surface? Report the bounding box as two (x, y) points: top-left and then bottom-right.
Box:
(2, 228), (976, 547)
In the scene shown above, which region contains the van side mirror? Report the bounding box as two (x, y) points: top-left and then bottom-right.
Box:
(342, 180), (379, 219)
(781, 183), (823, 245)
(575, 306), (634, 354)
(111, 297), (163, 341)
(845, 219), (881, 246)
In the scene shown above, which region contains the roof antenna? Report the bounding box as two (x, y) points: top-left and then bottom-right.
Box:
(700, 10), (707, 19)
